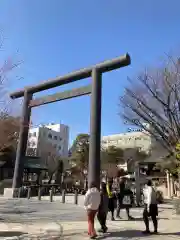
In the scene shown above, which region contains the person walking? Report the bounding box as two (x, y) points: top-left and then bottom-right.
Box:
(106, 178), (116, 221)
(116, 178), (133, 220)
(97, 182), (109, 233)
(122, 183), (134, 220)
(84, 182), (101, 239)
(142, 180), (158, 234)
(116, 177), (125, 219)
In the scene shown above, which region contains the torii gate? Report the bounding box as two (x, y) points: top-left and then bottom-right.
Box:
(9, 53), (131, 196)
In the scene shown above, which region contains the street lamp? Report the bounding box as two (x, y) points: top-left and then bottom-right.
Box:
(101, 170), (107, 183)
(83, 169), (88, 190)
(61, 172), (65, 190)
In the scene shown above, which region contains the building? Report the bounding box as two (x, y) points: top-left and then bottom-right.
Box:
(27, 123), (69, 159)
(102, 129), (152, 153)
(102, 126), (170, 201)
(101, 123), (167, 173)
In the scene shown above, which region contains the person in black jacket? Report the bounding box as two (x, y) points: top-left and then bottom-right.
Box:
(97, 182), (109, 233)
(116, 178), (133, 220)
(106, 178), (116, 221)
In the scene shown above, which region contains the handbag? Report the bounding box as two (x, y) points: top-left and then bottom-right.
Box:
(122, 195), (131, 205)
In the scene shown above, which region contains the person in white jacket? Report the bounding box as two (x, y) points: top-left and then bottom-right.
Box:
(142, 180), (158, 234)
(84, 182), (100, 239)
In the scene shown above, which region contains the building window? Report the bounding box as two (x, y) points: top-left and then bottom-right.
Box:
(32, 141), (36, 147)
(110, 140), (117, 145)
(48, 133), (52, 139)
(58, 146), (61, 150)
(54, 144), (57, 149)
(33, 132), (36, 137)
(135, 137), (141, 140)
(59, 137), (62, 141)
(29, 133), (32, 138)
(54, 136), (58, 140)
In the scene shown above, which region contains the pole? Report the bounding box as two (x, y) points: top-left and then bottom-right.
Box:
(135, 162), (140, 206)
(12, 91), (32, 195)
(88, 68), (102, 189)
(166, 170), (170, 198)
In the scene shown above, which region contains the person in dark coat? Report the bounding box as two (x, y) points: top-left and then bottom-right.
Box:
(116, 178), (133, 220)
(106, 178), (116, 221)
(97, 182), (109, 233)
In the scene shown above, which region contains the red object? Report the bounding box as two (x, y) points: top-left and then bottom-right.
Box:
(87, 210), (97, 237)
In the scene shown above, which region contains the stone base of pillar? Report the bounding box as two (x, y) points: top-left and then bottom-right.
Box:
(4, 188), (18, 198)
(177, 191), (180, 198)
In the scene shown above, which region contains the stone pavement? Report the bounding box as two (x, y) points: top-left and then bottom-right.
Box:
(61, 202), (180, 239)
(0, 197), (179, 239)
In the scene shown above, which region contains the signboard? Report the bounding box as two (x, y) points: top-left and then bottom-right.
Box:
(128, 128), (144, 132)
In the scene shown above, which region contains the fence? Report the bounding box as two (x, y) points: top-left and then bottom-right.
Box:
(15, 185), (79, 205)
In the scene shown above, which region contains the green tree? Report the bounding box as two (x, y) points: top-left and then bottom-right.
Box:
(101, 146), (124, 178)
(69, 133), (89, 171)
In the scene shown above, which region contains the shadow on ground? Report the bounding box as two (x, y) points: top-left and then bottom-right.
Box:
(0, 210), (37, 214)
(98, 230), (180, 239)
(159, 207), (173, 210)
(114, 217), (169, 221)
(0, 231), (26, 237)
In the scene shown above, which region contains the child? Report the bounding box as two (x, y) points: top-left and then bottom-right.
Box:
(97, 182), (109, 233)
(84, 182), (101, 239)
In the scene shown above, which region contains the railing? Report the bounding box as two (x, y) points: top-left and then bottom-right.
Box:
(16, 184), (79, 205)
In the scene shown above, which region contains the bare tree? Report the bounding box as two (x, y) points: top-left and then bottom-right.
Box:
(0, 55), (21, 114)
(0, 34), (22, 154)
(119, 56), (180, 173)
(38, 141), (62, 184)
(0, 115), (20, 152)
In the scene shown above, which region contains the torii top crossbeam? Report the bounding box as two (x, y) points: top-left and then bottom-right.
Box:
(10, 54), (131, 99)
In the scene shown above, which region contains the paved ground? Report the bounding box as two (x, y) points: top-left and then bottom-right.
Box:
(0, 196), (179, 239)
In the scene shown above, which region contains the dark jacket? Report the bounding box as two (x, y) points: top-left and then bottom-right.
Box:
(117, 182), (125, 200)
(98, 191), (109, 213)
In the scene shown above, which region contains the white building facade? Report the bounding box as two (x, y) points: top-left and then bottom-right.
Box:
(102, 124), (167, 172)
(28, 123), (69, 158)
(101, 126), (152, 172)
(102, 130), (152, 153)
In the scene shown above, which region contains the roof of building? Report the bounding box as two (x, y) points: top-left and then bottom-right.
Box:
(0, 156), (47, 170)
(24, 156), (47, 170)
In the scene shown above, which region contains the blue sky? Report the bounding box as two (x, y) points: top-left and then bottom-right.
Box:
(0, 0), (180, 144)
